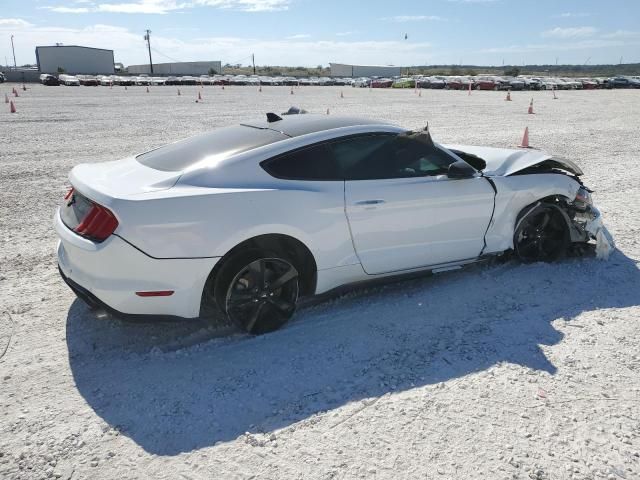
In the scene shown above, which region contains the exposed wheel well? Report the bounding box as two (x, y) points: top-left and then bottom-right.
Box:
(200, 234), (318, 318)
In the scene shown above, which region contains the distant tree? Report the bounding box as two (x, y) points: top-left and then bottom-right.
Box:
(464, 68), (477, 76)
(208, 67), (218, 75)
(57, 66), (65, 73)
(449, 66), (461, 75)
(504, 66), (521, 77)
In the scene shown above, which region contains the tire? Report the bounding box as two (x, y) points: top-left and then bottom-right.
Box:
(514, 204), (570, 263)
(213, 250), (300, 335)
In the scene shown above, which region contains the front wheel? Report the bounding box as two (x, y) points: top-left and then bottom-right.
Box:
(514, 205), (570, 263)
(215, 252), (299, 334)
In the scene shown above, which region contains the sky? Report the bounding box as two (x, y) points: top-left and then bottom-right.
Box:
(1, 0), (639, 68)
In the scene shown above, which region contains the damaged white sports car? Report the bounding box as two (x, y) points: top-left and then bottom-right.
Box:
(55, 113), (613, 334)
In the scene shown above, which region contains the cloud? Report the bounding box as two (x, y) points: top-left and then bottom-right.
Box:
(541, 26), (597, 39)
(0, 18), (34, 27)
(44, 0), (290, 14)
(335, 31), (355, 36)
(46, 6), (92, 13)
(447, 0), (497, 3)
(383, 15), (444, 22)
(285, 34), (310, 39)
(602, 30), (640, 39)
(1, 21), (433, 67)
(553, 12), (590, 18)
(481, 38), (633, 54)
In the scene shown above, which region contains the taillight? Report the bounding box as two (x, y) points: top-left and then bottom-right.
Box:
(74, 203), (119, 242)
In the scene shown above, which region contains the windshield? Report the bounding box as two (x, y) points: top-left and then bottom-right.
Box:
(136, 125), (287, 172)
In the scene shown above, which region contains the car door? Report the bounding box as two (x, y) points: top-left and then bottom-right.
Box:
(334, 133), (495, 275)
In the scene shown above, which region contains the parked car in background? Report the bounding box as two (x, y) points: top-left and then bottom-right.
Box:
(39, 73), (60, 86)
(371, 78), (393, 88)
(475, 77), (497, 90)
(580, 78), (599, 89)
(0, 72), (5, 83)
(608, 76), (640, 88)
(445, 77), (464, 90)
(58, 74), (80, 86)
(508, 77), (526, 90)
(352, 77), (371, 88)
(392, 78), (415, 88)
(77, 75), (99, 86)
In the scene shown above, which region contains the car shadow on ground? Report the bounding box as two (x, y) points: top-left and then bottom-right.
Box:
(66, 250), (639, 456)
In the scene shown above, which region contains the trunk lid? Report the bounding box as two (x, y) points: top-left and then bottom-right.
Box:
(69, 156), (182, 204)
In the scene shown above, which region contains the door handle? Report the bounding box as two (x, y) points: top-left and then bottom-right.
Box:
(354, 199), (386, 206)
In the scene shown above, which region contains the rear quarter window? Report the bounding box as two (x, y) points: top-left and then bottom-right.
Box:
(261, 144), (341, 180)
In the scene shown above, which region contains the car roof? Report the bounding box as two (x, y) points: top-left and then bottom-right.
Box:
(241, 114), (390, 138)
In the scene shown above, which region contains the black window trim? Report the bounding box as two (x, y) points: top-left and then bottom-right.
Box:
(259, 132), (469, 182)
(259, 132), (397, 181)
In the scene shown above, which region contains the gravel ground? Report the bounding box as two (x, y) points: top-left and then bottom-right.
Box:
(1, 83), (639, 480)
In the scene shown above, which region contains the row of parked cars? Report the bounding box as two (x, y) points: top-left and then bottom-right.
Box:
(355, 75), (640, 90)
(39, 72), (640, 90)
(40, 73), (354, 87)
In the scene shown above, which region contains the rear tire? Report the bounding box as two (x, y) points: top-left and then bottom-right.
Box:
(514, 204), (570, 263)
(214, 250), (299, 335)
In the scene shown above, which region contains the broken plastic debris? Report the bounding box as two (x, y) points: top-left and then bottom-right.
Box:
(585, 216), (615, 260)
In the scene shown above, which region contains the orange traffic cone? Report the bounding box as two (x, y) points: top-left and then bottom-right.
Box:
(528, 99), (534, 114)
(9, 100), (16, 113)
(146, 86), (149, 93)
(519, 127), (530, 148)
(505, 91), (512, 101)
(13, 87), (19, 97)
(340, 91), (344, 99)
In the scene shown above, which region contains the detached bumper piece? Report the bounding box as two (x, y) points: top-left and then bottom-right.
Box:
(571, 206), (615, 260)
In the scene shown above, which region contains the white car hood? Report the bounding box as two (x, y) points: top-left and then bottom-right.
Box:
(444, 144), (583, 177)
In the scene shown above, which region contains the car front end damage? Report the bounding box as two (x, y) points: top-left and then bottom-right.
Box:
(565, 186), (615, 259)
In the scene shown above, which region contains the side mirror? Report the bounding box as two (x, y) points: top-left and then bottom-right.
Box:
(447, 160), (477, 179)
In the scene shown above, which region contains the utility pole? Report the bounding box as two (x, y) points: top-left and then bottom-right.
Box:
(144, 29), (154, 74)
(252, 53), (256, 75)
(11, 35), (17, 69)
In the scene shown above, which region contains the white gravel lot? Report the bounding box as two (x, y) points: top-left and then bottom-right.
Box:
(1, 83), (639, 480)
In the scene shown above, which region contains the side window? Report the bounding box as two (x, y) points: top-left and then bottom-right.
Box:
(261, 144), (340, 180)
(332, 134), (457, 180)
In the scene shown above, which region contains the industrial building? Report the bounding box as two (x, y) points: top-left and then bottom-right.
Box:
(36, 45), (115, 74)
(127, 61), (223, 76)
(330, 63), (402, 78)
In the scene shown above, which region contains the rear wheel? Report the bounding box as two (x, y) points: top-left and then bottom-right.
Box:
(215, 251), (299, 335)
(514, 205), (570, 263)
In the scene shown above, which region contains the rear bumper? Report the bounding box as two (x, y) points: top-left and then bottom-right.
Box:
(55, 208), (219, 319)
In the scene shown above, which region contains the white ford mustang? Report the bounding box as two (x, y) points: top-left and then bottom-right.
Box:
(55, 113), (613, 334)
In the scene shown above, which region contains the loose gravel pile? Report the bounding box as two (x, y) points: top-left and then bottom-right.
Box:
(0, 84), (639, 480)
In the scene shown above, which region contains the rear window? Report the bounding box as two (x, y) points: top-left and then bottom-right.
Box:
(136, 125), (286, 172)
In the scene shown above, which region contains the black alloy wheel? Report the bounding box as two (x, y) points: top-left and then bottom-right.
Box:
(514, 206), (570, 263)
(225, 258), (299, 334)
